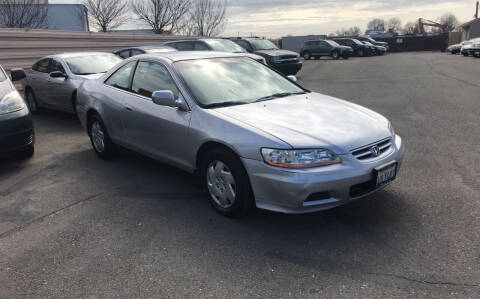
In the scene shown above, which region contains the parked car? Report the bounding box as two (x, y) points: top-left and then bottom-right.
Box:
(76, 52), (404, 217)
(362, 41), (386, 55)
(19, 52), (122, 114)
(447, 43), (462, 54)
(300, 40), (353, 60)
(333, 38), (373, 57)
(471, 39), (480, 58)
(114, 46), (177, 59)
(355, 36), (389, 50)
(0, 65), (35, 158)
(164, 39), (266, 64)
(229, 37), (302, 75)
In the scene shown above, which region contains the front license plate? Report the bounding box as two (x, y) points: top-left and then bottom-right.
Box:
(375, 163), (397, 188)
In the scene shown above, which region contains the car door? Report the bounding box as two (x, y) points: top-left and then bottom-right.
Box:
(317, 41), (329, 55)
(46, 58), (71, 110)
(121, 60), (192, 167)
(29, 58), (51, 104)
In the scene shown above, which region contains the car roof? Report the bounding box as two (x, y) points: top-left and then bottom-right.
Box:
(116, 45), (176, 52)
(50, 52), (117, 59)
(131, 51), (242, 62)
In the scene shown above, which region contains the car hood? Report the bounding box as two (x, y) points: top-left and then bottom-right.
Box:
(213, 93), (391, 153)
(0, 80), (14, 101)
(76, 73), (105, 80)
(254, 49), (298, 58)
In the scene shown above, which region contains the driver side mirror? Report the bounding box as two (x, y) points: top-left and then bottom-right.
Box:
(10, 68), (26, 82)
(50, 71), (67, 79)
(287, 75), (297, 82)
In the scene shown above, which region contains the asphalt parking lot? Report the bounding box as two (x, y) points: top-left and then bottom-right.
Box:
(1, 52), (479, 297)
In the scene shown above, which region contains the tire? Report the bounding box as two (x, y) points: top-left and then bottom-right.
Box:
(25, 89), (40, 114)
(462, 52), (468, 57)
(200, 148), (254, 217)
(303, 51), (311, 60)
(19, 146), (34, 159)
(88, 114), (113, 160)
(331, 50), (340, 60)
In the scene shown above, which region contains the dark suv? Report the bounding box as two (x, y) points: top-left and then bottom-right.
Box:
(300, 40), (353, 60)
(333, 38), (373, 57)
(229, 37), (302, 75)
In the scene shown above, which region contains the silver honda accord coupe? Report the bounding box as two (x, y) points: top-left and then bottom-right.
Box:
(20, 52), (122, 114)
(76, 51), (404, 217)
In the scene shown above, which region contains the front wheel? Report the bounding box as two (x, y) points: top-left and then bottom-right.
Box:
(25, 89), (40, 114)
(88, 115), (113, 159)
(201, 149), (254, 217)
(303, 51), (311, 60)
(331, 50), (340, 60)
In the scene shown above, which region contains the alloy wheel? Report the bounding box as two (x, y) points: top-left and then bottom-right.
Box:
(91, 121), (105, 153)
(206, 160), (236, 209)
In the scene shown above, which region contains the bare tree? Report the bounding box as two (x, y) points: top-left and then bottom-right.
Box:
(438, 13), (459, 32)
(81, 0), (129, 32)
(367, 18), (386, 32)
(335, 26), (361, 36)
(132, 0), (191, 34)
(403, 21), (420, 35)
(387, 17), (402, 34)
(0, 0), (48, 29)
(180, 0), (227, 37)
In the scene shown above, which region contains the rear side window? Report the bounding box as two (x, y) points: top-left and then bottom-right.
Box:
(131, 61), (179, 99)
(105, 61), (136, 91)
(117, 50), (131, 59)
(32, 58), (51, 73)
(194, 42), (209, 50)
(176, 42), (194, 51)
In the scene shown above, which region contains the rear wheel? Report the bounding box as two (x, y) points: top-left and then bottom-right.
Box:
(25, 89), (40, 114)
(303, 51), (311, 60)
(200, 148), (254, 217)
(462, 52), (469, 57)
(88, 114), (113, 159)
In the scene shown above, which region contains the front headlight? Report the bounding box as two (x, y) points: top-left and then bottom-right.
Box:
(0, 91), (25, 115)
(272, 57), (281, 63)
(388, 122), (396, 137)
(261, 148), (341, 169)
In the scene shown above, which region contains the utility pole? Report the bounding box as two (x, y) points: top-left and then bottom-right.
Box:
(475, 1), (479, 19)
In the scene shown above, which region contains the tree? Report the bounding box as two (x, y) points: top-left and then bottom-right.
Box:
(387, 17), (402, 33)
(403, 21), (420, 35)
(132, 0), (191, 34)
(439, 13), (459, 32)
(179, 0), (227, 37)
(335, 26), (361, 36)
(367, 18), (386, 32)
(81, 0), (129, 32)
(0, 0), (48, 29)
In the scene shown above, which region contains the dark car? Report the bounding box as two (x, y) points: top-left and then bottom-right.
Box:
(300, 40), (353, 60)
(362, 41), (386, 56)
(114, 45), (177, 59)
(229, 37), (302, 75)
(333, 38), (373, 57)
(163, 39), (266, 64)
(355, 36), (389, 50)
(0, 66), (34, 158)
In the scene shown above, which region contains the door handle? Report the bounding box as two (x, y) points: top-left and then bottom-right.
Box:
(125, 106), (133, 111)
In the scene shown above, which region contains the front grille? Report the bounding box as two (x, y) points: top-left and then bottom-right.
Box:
(351, 138), (392, 161)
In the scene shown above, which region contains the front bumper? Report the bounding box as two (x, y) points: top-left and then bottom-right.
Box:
(271, 61), (303, 75)
(0, 108), (34, 155)
(243, 135), (405, 214)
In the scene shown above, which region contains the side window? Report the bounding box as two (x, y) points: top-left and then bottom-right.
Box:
(176, 42), (194, 51)
(131, 61), (179, 99)
(32, 58), (51, 73)
(131, 49), (144, 56)
(118, 50), (131, 59)
(105, 61), (136, 91)
(50, 59), (66, 73)
(194, 42), (209, 50)
(235, 40), (250, 51)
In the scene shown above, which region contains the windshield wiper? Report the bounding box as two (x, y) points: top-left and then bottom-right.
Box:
(204, 101), (249, 108)
(254, 91), (307, 103)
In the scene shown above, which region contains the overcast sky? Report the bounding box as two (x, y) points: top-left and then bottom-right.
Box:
(51, 0), (477, 37)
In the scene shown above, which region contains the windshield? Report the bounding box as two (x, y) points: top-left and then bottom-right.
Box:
(325, 40), (340, 47)
(174, 57), (305, 107)
(65, 54), (122, 75)
(204, 40), (246, 53)
(249, 39), (279, 51)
